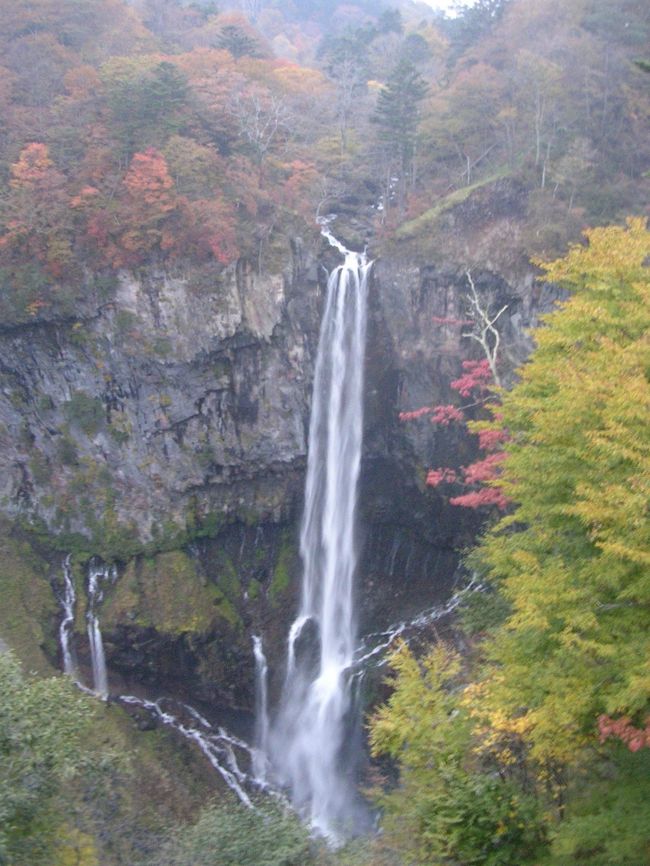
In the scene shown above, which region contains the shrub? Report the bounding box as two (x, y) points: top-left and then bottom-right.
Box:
(153, 800), (312, 866)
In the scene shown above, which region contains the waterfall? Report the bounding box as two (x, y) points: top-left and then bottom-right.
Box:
(252, 635), (270, 783)
(353, 575), (482, 671)
(59, 554), (78, 678)
(271, 231), (371, 840)
(86, 560), (114, 699)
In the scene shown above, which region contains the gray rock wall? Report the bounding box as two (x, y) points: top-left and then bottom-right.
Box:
(0, 245), (321, 544)
(0, 209), (562, 712)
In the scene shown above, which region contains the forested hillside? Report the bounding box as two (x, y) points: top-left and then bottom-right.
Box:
(1, 0), (647, 323)
(0, 0), (648, 863)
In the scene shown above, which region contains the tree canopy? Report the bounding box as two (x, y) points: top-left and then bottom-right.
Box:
(0, 651), (96, 864)
(475, 217), (650, 764)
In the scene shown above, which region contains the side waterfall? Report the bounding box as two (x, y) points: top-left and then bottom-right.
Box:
(86, 560), (115, 699)
(252, 635), (270, 784)
(59, 554), (78, 678)
(55, 556), (262, 807)
(271, 232), (371, 840)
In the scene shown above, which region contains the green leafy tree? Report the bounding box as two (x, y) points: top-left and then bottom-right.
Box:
(369, 642), (546, 866)
(103, 58), (189, 157)
(215, 24), (264, 58)
(546, 746), (650, 866)
(370, 217), (650, 866)
(473, 217), (650, 764)
(0, 651), (96, 864)
(153, 800), (311, 866)
(446, 0), (511, 60)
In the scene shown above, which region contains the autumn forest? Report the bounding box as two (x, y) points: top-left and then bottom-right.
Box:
(0, 0), (648, 864)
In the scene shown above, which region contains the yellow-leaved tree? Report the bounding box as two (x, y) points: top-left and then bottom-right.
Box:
(474, 217), (650, 764)
(368, 218), (650, 866)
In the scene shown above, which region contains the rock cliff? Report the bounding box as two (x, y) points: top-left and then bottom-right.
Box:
(0, 182), (561, 715)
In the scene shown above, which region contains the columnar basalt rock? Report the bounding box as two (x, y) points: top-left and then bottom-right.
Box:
(0, 248), (320, 544)
(0, 197), (561, 718)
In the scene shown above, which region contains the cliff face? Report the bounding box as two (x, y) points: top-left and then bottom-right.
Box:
(0, 237), (323, 709)
(0, 189), (561, 714)
(0, 243), (320, 544)
(357, 180), (563, 632)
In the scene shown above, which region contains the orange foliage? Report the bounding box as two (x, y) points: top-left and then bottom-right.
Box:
(170, 198), (239, 265)
(10, 143), (62, 190)
(1, 143), (73, 277)
(63, 66), (102, 99)
(278, 160), (320, 218)
(0, 0), (327, 284)
(123, 148), (175, 212)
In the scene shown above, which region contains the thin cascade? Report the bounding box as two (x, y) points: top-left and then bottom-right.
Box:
(54, 555), (272, 804)
(388, 535), (401, 578)
(352, 575), (482, 673)
(252, 635), (270, 783)
(86, 559), (115, 699)
(118, 695), (256, 807)
(59, 554), (78, 679)
(270, 226), (371, 841)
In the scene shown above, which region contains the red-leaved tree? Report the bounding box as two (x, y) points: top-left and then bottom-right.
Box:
(598, 715), (650, 753)
(399, 272), (510, 510)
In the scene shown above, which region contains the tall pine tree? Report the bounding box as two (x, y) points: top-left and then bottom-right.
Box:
(372, 58), (428, 211)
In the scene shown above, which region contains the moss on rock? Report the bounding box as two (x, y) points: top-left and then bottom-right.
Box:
(269, 536), (294, 603)
(0, 521), (57, 674)
(102, 550), (230, 635)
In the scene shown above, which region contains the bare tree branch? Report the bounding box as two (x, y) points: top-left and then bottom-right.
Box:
(228, 87), (293, 165)
(462, 270), (508, 386)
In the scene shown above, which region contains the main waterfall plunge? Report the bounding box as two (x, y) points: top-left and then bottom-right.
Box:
(268, 233), (371, 840)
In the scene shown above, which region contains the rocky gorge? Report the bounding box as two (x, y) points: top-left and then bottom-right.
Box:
(0, 179), (559, 748)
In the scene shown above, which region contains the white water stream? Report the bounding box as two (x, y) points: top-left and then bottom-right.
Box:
(118, 695), (257, 807)
(59, 554), (78, 678)
(86, 560), (115, 699)
(352, 575), (482, 673)
(54, 556), (265, 807)
(269, 229), (371, 840)
(252, 635), (270, 784)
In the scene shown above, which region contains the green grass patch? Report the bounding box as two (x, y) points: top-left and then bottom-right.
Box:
(396, 168), (510, 240)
